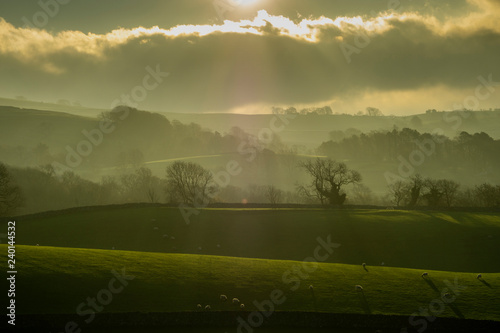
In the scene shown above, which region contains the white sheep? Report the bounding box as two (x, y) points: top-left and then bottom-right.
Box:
(477, 274), (482, 279)
(36, 244), (39, 246)
(153, 227), (159, 230)
(240, 304), (245, 309)
(421, 272), (428, 277)
(162, 234), (168, 238)
(171, 236), (175, 240)
(205, 305), (211, 310)
(220, 295), (227, 301)
(355, 285), (363, 291)
(309, 285), (314, 290)
(196, 304), (202, 309)
(232, 298), (240, 304)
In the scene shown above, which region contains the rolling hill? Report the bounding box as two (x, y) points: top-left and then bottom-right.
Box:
(5, 245), (500, 322)
(8, 207), (500, 273)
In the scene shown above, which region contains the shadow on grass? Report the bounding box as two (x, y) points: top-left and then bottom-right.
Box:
(357, 290), (371, 315)
(310, 288), (318, 312)
(363, 266), (369, 272)
(448, 302), (465, 319)
(423, 277), (440, 293)
(479, 279), (492, 288)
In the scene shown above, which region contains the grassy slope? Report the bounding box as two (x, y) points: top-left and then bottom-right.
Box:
(10, 208), (500, 273)
(3, 245), (499, 322)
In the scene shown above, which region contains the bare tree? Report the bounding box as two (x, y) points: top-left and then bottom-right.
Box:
(61, 171), (100, 207)
(440, 179), (460, 208)
(422, 178), (445, 208)
(298, 158), (361, 206)
(166, 161), (217, 205)
(0, 163), (24, 216)
(366, 107), (383, 116)
(350, 184), (375, 205)
(474, 183), (500, 207)
(407, 174), (424, 208)
(388, 180), (407, 207)
(120, 167), (162, 203)
(265, 185), (283, 205)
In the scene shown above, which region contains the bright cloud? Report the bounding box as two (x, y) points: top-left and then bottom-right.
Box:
(0, 2), (499, 114)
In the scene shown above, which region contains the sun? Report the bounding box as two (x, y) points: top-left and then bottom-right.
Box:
(233, 0), (259, 6)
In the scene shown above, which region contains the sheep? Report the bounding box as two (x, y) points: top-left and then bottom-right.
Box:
(421, 272), (428, 277)
(36, 244), (39, 246)
(170, 236), (176, 240)
(240, 304), (245, 309)
(153, 227), (159, 230)
(355, 285), (363, 291)
(309, 285), (314, 290)
(220, 295), (228, 301)
(477, 273), (482, 279)
(111, 246), (115, 250)
(232, 298), (240, 304)
(205, 305), (211, 310)
(162, 234), (168, 238)
(217, 244), (221, 248)
(196, 304), (202, 309)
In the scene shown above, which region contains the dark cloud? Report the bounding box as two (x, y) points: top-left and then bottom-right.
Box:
(0, 3), (499, 114)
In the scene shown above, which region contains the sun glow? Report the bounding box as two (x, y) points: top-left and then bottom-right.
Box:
(233, 0), (259, 6)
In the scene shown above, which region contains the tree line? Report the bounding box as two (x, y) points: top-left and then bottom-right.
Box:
(1, 158), (499, 217)
(319, 128), (500, 178)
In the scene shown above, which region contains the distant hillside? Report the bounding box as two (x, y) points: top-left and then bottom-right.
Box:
(0, 105), (96, 151)
(2, 98), (500, 149)
(163, 110), (500, 147)
(0, 97), (105, 118)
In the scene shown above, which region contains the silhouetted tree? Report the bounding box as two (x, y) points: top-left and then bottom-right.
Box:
(366, 107), (383, 116)
(407, 174), (424, 208)
(350, 184), (375, 205)
(298, 158), (361, 206)
(423, 179), (444, 208)
(440, 179), (460, 208)
(265, 185), (283, 205)
(474, 183), (500, 207)
(121, 167), (162, 203)
(388, 180), (407, 207)
(0, 163), (24, 216)
(166, 161), (217, 205)
(61, 171), (100, 207)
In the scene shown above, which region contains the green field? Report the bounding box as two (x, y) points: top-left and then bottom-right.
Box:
(4, 207), (500, 330)
(11, 207), (500, 272)
(4, 245), (499, 322)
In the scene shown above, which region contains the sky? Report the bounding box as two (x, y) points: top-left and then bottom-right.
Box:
(0, 0), (499, 115)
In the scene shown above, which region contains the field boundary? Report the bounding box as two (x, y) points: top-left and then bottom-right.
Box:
(2, 203), (500, 222)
